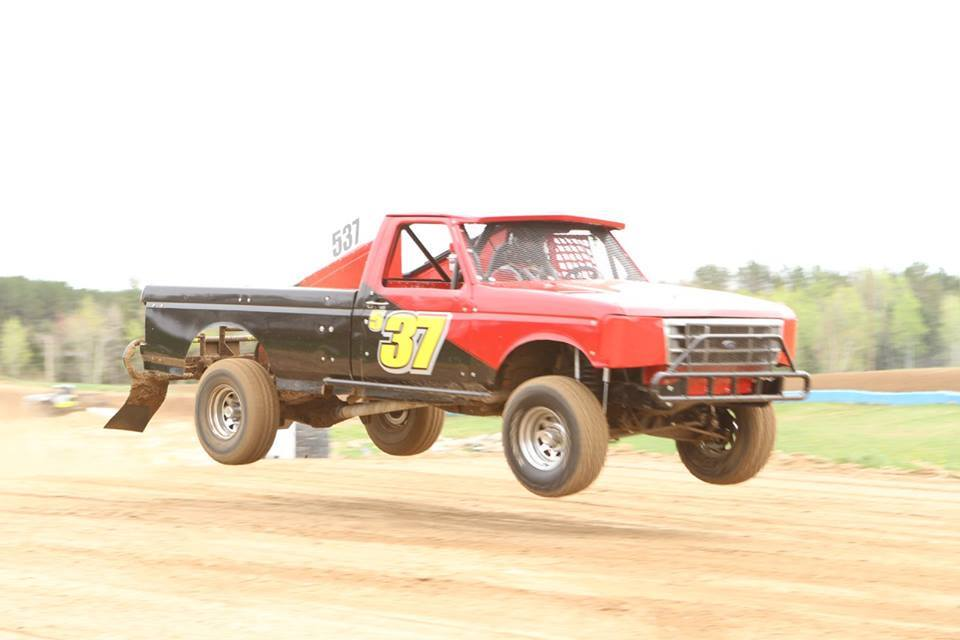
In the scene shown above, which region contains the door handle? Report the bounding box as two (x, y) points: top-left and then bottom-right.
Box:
(365, 299), (388, 309)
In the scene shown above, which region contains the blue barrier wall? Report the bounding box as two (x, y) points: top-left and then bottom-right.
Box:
(805, 390), (960, 405)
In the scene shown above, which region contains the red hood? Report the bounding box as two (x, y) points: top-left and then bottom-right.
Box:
(477, 280), (795, 320)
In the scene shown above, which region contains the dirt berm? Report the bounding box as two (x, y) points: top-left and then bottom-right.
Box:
(810, 367), (960, 392)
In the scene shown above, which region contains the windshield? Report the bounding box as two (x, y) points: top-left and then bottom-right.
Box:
(461, 222), (644, 283)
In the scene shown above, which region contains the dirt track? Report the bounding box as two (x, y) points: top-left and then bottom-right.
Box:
(1, 393), (959, 639)
(811, 367), (960, 392)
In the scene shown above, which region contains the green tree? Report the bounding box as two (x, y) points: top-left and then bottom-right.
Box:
(0, 317), (31, 378)
(807, 266), (849, 292)
(852, 269), (894, 370)
(814, 286), (871, 371)
(737, 262), (778, 293)
(100, 305), (127, 383)
(888, 279), (929, 368)
(125, 317), (143, 343)
(781, 267), (807, 291)
(61, 297), (107, 383)
(692, 265), (731, 290)
(903, 263), (945, 366)
(940, 294), (960, 366)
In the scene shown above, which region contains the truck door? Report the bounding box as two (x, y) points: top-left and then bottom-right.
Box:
(356, 220), (476, 389)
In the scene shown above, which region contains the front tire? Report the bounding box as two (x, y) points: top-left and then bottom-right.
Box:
(195, 358), (280, 465)
(360, 406), (445, 456)
(676, 404), (776, 484)
(502, 376), (609, 497)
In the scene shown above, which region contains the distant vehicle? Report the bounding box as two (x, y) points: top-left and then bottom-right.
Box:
(24, 384), (81, 415)
(106, 214), (809, 497)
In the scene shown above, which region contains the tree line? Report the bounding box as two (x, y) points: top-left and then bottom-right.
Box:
(0, 277), (143, 384)
(691, 262), (960, 373)
(1, 265), (959, 384)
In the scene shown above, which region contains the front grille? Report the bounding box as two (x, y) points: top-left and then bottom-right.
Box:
(664, 319), (784, 372)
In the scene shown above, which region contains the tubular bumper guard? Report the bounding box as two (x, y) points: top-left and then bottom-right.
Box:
(649, 333), (811, 404)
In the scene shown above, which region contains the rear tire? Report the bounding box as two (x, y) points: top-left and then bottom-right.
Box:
(360, 406), (445, 456)
(195, 358), (280, 465)
(502, 375), (609, 497)
(676, 404), (776, 484)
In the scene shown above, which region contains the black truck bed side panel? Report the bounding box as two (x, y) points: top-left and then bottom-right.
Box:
(141, 286), (357, 381)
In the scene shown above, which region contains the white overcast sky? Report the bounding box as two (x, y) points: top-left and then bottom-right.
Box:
(1, 1), (957, 291)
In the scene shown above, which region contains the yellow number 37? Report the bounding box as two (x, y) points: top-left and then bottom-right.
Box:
(368, 310), (451, 375)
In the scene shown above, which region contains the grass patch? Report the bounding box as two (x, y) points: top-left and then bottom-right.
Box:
(619, 403), (960, 470)
(772, 403), (960, 470)
(329, 414), (500, 445)
(329, 414), (502, 456)
(328, 404), (960, 470)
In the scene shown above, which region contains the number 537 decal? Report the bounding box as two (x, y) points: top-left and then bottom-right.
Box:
(368, 310), (451, 375)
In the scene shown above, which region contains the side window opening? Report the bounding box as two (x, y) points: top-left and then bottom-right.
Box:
(383, 223), (462, 289)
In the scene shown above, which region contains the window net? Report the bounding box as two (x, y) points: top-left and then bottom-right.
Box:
(461, 222), (643, 283)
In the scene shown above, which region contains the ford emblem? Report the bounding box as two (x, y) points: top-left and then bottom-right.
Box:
(721, 339), (737, 350)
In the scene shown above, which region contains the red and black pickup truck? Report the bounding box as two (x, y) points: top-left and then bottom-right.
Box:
(107, 214), (809, 497)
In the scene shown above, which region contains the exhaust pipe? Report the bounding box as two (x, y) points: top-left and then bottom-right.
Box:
(335, 400), (427, 421)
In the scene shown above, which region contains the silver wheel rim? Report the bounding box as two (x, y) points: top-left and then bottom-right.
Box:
(382, 410), (409, 429)
(208, 384), (243, 440)
(517, 406), (568, 471)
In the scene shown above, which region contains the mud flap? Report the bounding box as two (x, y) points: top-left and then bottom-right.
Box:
(104, 340), (173, 432)
(104, 375), (170, 432)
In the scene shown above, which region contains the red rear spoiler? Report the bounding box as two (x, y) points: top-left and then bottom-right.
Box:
(298, 242), (372, 288)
